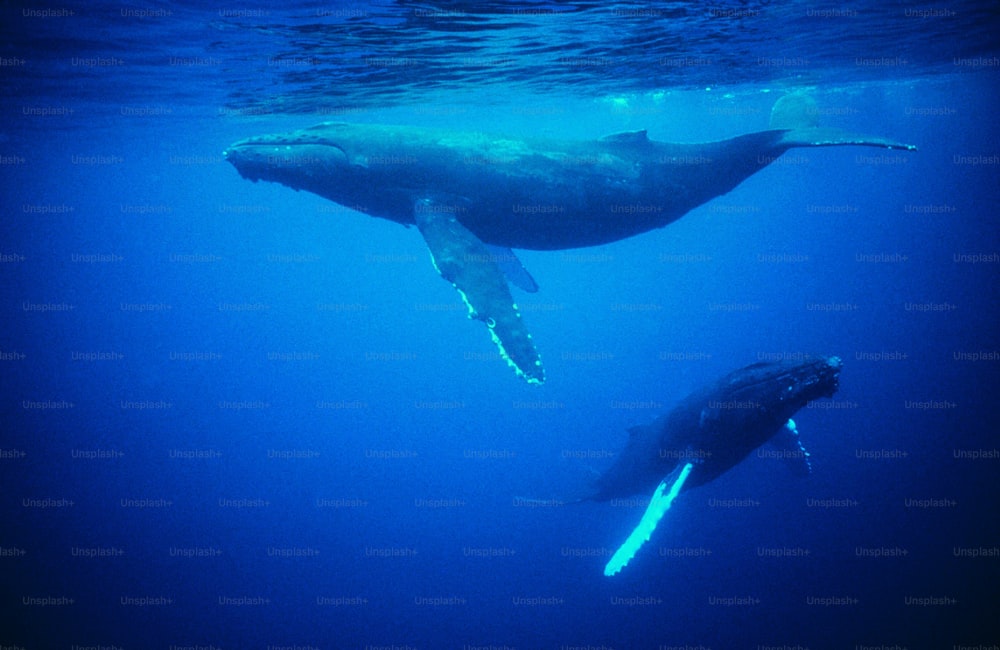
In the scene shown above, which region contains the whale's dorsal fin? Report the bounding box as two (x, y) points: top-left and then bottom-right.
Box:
(599, 130), (649, 145)
(413, 199), (544, 384)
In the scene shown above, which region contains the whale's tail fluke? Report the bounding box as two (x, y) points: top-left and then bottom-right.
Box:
(777, 126), (917, 151)
(770, 92), (917, 151)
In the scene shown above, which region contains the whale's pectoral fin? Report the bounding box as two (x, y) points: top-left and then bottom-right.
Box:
(769, 418), (812, 476)
(413, 199), (544, 384)
(604, 461), (694, 577)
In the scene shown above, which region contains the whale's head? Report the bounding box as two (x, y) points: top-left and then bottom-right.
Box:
(697, 354), (843, 439)
(223, 123), (357, 187)
(727, 355), (842, 414)
(668, 354), (842, 490)
(223, 122), (422, 220)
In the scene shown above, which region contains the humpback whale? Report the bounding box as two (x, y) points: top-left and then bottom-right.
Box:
(224, 97), (914, 383)
(585, 355), (842, 575)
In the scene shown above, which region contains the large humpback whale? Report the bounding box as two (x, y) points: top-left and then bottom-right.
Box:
(585, 355), (842, 575)
(224, 97), (914, 383)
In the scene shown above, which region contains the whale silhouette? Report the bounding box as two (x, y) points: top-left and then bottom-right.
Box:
(588, 355), (842, 575)
(224, 96), (914, 383)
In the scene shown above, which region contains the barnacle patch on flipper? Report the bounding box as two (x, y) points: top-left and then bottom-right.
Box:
(414, 199), (544, 384)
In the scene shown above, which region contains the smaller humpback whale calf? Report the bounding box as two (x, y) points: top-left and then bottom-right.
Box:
(585, 355), (842, 576)
(224, 96), (913, 383)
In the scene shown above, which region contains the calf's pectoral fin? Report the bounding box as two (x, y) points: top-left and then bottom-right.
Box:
(604, 461), (694, 577)
(413, 199), (545, 384)
(769, 418), (812, 476)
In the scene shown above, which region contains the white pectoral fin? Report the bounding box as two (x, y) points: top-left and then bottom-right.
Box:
(603, 462), (694, 577)
(770, 418), (812, 476)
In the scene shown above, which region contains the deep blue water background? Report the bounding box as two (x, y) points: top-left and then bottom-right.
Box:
(2, 1), (999, 649)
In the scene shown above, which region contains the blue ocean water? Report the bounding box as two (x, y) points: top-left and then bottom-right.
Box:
(2, 1), (999, 648)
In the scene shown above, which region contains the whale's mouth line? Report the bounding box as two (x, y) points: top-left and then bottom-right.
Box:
(223, 141), (351, 172)
(225, 139), (346, 154)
